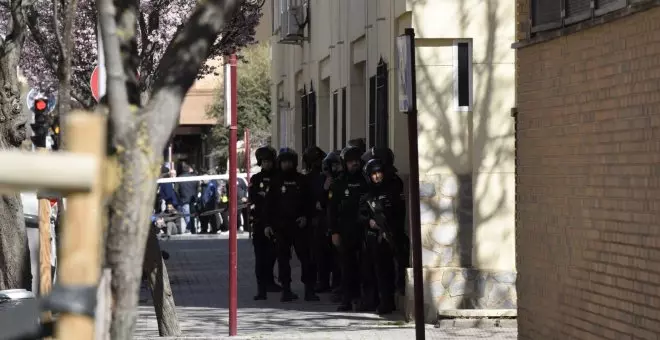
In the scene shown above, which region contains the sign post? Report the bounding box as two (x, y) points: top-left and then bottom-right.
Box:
(226, 53), (239, 336)
(397, 28), (425, 340)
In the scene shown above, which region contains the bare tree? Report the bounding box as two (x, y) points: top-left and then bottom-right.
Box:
(0, 0), (32, 291)
(97, 0), (245, 337)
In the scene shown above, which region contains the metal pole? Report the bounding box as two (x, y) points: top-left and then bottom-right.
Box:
(228, 53), (239, 336)
(404, 27), (425, 340)
(245, 129), (251, 182)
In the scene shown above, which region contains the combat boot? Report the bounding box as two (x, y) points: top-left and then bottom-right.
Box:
(376, 297), (396, 315)
(253, 285), (267, 301)
(304, 285), (321, 301)
(336, 299), (353, 312)
(280, 288), (299, 302)
(315, 281), (331, 293)
(267, 281), (283, 292)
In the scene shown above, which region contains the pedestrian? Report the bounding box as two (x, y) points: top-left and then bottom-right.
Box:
(250, 146), (283, 300)
(302, 146), (331, 293)
(199, 169), (221, 234)
(360, 158), (405, 315)
(264, 147), (320, 302)
(158, 166), (180, 210)
(328, 145), (369, 311)
(218, 180), (230, 232)
(178, 164), (200, 234)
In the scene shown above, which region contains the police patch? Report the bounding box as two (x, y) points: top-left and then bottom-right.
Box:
(344, 189), (349, 196)
(260, 182), (264, 188)
(328, 191), (333, 199)
(281, 185), (286, 193)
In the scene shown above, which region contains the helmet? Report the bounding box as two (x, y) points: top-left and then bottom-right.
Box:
(340, 146), (362, 163)
(255, 146), (276, 166)
(361, 146), (396, 171)
(322, 150), (342, 177)
(277, 147), (298, 169)
(363, 158), (385, 185)
(302, 146), (326, 171)
(347, 138), (366, 155)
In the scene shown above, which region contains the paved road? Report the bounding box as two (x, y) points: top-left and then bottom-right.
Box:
(135, 234), (517, 339)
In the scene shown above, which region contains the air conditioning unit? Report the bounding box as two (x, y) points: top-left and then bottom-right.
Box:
(279, 2), (305, 44)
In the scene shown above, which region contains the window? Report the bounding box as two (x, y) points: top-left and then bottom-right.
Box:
(341, 87), (347, 147)
(375, 58), (389, 147)
(307, 85), (317, 150)
(368, 76), (376, 148)
(530, 0), (626, 34)
(333, 91), (339, 149)
(272, 0), (281, 33)
(454, 41), (472, 111)
(367, 59), (389, 148)
(300, 87), (308, 151)
(279, 105), (288, 147)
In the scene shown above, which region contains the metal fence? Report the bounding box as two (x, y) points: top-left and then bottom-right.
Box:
(531, 0), (627, 33)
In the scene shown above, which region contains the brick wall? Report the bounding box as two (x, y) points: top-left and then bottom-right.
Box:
(516, 6), (660, 340)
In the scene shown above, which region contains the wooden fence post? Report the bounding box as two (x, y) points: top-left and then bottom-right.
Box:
(55, 111), (106, 340)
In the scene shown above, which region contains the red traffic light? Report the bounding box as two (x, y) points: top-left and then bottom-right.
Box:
(35, 99), (47, 111)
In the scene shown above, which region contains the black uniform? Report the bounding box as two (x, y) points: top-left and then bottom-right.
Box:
(322, 150), (344, 298)
(266, 148), (320, 302)
(362, 147), (410, 295)
(360, 158), (406, 314)
(328, 146), (369, 311)
(303, 147), (335, 293)
(250, 146), (282, 300)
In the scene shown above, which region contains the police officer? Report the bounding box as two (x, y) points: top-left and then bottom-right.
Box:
(265, 148), (320, 302)
(360, 158), (405, 314)
(302, 146), (333, 293)
(328, 146), (369, 311)
(322, 150), (344, 301)
(250, 146), (283, 300)
(361, 146), (409, 296)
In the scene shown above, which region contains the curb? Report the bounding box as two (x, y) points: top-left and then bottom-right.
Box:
(435, 318), (518, 329)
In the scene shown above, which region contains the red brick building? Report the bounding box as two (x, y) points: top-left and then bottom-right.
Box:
(514, 1), (660, 339)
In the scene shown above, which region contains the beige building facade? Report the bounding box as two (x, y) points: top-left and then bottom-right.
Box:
(270, 0), (517, 320)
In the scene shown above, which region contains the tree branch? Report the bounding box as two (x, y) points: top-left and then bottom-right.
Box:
(26, 12), (95, 109)
(145, 0), (243, 151)
(97, 0), (132, 139)
(3, 0), (29, 55)
(51, 0), (65, 60)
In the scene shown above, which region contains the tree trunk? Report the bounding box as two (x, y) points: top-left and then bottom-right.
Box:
(105, 145), (160, 339)
(0, 45), (31, 291)
(143, 228), (181, 336)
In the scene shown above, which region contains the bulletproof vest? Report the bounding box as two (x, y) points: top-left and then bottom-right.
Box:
(251, 173), (272, 220)
(274, 173), (305, 219)
(335, 173), (367, 222)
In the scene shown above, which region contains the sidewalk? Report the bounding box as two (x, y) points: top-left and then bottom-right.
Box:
(135, 234), (517, 339)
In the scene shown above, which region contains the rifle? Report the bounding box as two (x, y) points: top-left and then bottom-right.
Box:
(366, 199), (395, 249)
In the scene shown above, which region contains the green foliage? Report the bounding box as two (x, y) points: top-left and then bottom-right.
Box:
(207, 43), (272, 161)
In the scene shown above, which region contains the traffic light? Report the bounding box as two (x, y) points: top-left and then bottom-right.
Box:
(51, 115), (60, 150)
(30, 98), (49, 148)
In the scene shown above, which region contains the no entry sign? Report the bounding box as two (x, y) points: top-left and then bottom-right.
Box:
(90, 66), (102, 102)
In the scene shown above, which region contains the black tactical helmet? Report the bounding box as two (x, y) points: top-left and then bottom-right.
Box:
(361, 146), (396, 172)
(340, 146), (362, 163)
(363, 158), (385, 185)
(347, 138), (366, 155)
(277, 147), (298, 169)
(322, 150), (342, 177)
(302, 146), (326, 171)
(255, 145), (277, 166)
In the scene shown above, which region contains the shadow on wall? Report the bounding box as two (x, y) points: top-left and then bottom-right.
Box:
(411, 0), (515, 311)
